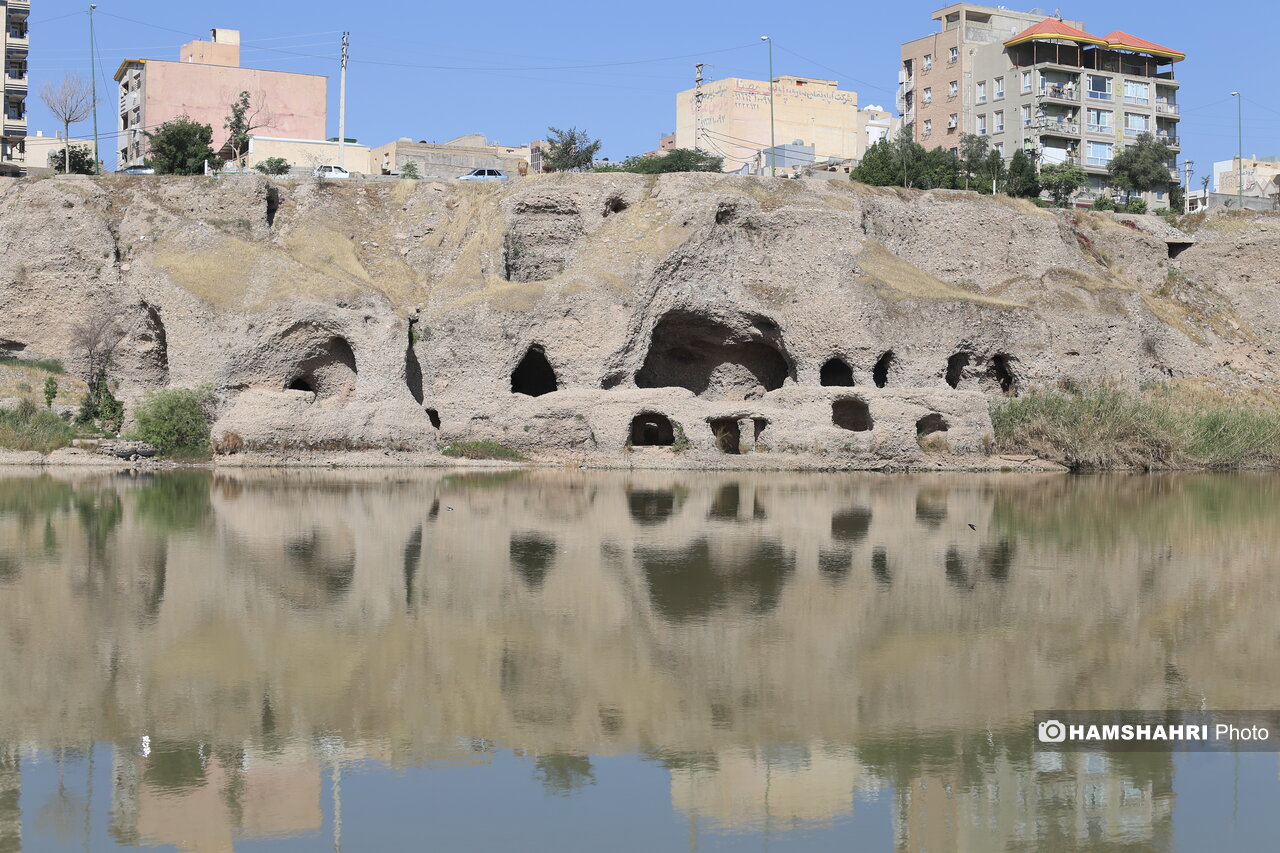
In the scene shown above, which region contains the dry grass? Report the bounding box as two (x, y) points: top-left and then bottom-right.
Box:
(991, 381), (1280, 470)
(440, 440), (526, 461)
(0, 400), (76, 453)
(856, 240), (1023, 307)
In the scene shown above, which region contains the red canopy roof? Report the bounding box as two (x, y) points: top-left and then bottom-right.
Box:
(1004, 18), (1107, 47)
(1098, 30), (1185, 61)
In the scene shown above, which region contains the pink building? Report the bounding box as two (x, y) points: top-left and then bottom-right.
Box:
(114, 28), (327, 167)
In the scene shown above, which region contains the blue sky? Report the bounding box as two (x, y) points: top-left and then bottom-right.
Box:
(24, 0), (1280, 179)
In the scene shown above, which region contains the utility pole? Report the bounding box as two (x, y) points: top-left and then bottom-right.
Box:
(339, 32), (349, 170)
(693, 63), (704, 152)
(761, 36), (775, 177)
(1183, 160), (1193, 215)
(88, 4), (100, 174)
(1230, 92), (1242, 209)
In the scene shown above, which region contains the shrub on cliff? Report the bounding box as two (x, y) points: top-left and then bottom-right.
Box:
(596, 149), (723, 174)
(254, 157), (292, 176)
(133, 387), (212, 455)
(146, 116), (220, 175)
(0, 399), (75, 454)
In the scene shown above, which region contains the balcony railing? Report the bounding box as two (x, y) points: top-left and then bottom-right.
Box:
(1039, 84), (1079, 102)
(1087, 90), (1113, 101)
(1157, 134), (1180, 147)
(1087, 123), (1113, 135)
(1124, 95), (1150, 106)
(1086, 156), (1112, 167)
(1039, 120), (1080, 135)
(1155, 102), (1179, 116)
(1124, 126), (1150, 137)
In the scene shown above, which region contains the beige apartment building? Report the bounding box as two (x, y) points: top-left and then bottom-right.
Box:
(115, 28), (328, 168)
(900, 4), (1183, 204)
(0, 0), (29, 176)
(675, 75), (897, 174)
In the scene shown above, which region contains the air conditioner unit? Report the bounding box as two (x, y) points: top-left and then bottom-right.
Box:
(947, 118), (958, 129)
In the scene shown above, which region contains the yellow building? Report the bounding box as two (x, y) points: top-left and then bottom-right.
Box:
(675, 75), (896, 174)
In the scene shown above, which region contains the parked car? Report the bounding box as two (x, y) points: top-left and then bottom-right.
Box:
(313, 164), (351, 180)
(117, 164), (155, 175)
(456, 168), (508, 182)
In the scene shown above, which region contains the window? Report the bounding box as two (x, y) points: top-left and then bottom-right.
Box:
(949, 46), (958, 63)
(923, 87), (932, 105)
(1087, 75), (1112, 100)
(976, 81), (987, 102)
(1124, 112), (1149, 136)
(924, 53), (933, 70)
(994, 110), (1004, 132)
(948, 113), (958, 129)
(1021, 70), (1032, 92)
(995, 142), (1004, 156)
(949, 80), (958, 97)
(1124, 80), (1149, 105)
(923, 119), (932, 136)
(977, 114), (987, 135)
(995, 76), (1004, 98)
(1022, 104), (1032, 127)
(1087, 108), (1113, 134)
(1087, 140), (1113, 166)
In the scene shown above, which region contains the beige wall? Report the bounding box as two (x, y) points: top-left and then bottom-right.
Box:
(23, 133), (94, 172)
(675, 76), (864, 172)
(370, 135), (531, 179)
(246, 136), (372, 174)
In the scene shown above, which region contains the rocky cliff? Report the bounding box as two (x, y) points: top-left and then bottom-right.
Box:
(0, 172), (1276, 467)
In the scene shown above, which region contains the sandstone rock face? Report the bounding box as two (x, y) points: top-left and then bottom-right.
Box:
(0, 173), (1275, 468)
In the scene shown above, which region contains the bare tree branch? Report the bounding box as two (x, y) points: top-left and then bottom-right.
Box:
(70, 311), (129, 394)
(39, 74), (94, 175)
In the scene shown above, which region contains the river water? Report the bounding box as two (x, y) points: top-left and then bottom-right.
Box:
(0, 469), (1277, 852)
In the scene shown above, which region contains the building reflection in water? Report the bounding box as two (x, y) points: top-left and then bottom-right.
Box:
(0, 470), (1277, 850)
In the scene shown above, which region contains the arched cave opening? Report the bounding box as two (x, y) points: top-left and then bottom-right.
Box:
(286, 377), (315, 393)
(945, 352), (969, 389)
(710, 418), (741, 454)
(284, 335), (357, 401)
(406, 323), (424, 405)
(603, 196), (628, 217)
(833, 398), (873, 432)
(820, 357), (855, 387)
(916, 413), (949, 436)
(985, 354), (1017, 395)
(511, 346), (558, 397)
(630, 413), (675, 447)
(635, 310), (793, 401)
(872, 351), (894, 388)
(425, 408), (441, 430)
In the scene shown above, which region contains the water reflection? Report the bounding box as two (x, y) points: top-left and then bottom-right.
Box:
(0, 470), (1278, 850)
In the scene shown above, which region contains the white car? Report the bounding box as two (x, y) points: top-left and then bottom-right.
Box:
(313, 164), (351, 179)
(456, 168), (508, 182)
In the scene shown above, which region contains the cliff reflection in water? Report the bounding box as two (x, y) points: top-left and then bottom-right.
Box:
(1, 470), (1279, 851)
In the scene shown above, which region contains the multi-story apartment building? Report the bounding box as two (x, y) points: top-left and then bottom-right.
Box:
(115, 28), (327, 168)
(899, 4), (1183, 204)
(0, 0), (29, 176)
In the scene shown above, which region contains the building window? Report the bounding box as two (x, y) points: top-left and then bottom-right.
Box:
(1022, 104), (1032, 127)
(949, 46), (958, 63)
(977, 114), (987, 135)
(995, 76), (1004, 99)
(1087, 75), (1112, 101)
(1087, 108), (1113, 134)
(924, 53), (933, 70)
(1124, 80), (1150, 105)
(1124, 112), (1149, 136)
(1087, 140), (1113, 166)
(923, 119), (932, 136)
(949, 80), (958, 98)
(994, 110), (1004, 132)
(948, 113), (958, 129)
(976, 81), (986, 102)
(995, 142), (1005, 156)
(1021, 70), (1032, 93)
(949, 147), (959, 157)
(923, 87), (932, 105)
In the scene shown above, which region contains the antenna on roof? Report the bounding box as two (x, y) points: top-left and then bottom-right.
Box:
(1053, 8), (1062, 18)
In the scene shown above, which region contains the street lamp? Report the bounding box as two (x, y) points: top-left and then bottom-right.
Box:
(1231, 92), (1242, 209)
(89, 5), (99, 174)
(761, 36), (775, 177)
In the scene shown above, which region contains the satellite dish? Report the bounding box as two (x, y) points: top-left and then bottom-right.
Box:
(1028, 7), (1048, 15)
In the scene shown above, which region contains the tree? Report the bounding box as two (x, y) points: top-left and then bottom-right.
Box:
(1005, 149), (1040, 198)
(541, 126), (601, 172)
(223, 90), (272, 167)
(1168, 183), (1185, 212)
(912, 146), (960, 190)
(601, 148), (722, 174)
(47, 144), (96, 175)
(38, 73), (93, 175)
(399, 161), (421, 180)
(1039, 162), (1087, 207)
(70, 312), (128, 400)
(980, 149), (1007, 194)
(850, 139), (900, 186)
(254, 156), (291, 176)
(958, 133), (991, 190)
(1108, 133), (1175, 202)
(146, 117), (219, 175)
(43, 376), (58, 410)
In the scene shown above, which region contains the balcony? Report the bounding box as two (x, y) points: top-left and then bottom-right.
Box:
(1155, 72), (1180, 87)
(1039, 84), (1079, 103)
(1086, 123), (1113, 136)
(1157, 133), (1180, 148)
(1123, 96), (1150, 107)
(1038, 121), (1081, 136)
(1086, 90), (1114, 102)
(1124, 126), (1151, 138)
(1155, 102), (1179, 116)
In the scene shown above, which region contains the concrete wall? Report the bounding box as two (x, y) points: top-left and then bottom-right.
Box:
(246, 136), (371, 174)
(369, 136), (531, 179)
(23, 133), (95, 173)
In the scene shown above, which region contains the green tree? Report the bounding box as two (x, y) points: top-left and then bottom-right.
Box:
(47, 144), (96, 175)
(958, 133), (990, 190)
(1039, 162), (1087, 207)
(850, 139), (900, 186)
(1168, 183), (1185, 212)
(146, 116), (219, 175)
(1108, 133), (1176, 202)
(254, 156), (291, 176)
(43, 376), (58, 409)
(912, 146), (960, 189)
(980, 149), (1007, 194)
(541, 126), (601, 172)
(602, 148), (722, 174)
(399, 161), (421, 180)
(133, 387), (212, 455)
(223, 91), (270, 167)
(1005, 148), (1040, 198)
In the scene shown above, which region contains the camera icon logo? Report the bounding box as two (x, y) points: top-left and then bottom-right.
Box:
(1038, 720), (1067, 743)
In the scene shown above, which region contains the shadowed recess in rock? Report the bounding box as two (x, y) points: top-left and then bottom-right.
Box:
(985, 354), (1017, 396)
(917, 413), (949, 436)
(872, 351), (894, 388)
(635, 310), (792, 401)
(284, 334), (357, 401)
(710, 418), (741, 454)
(945, 352), (969, 389)
(832, 399), (873, 432)
(510, 534), (557, 588)
(629, 413), (674, 446)
(638, 539), (794, 622)
(820, 357), (855, 387)
(511, 346), (558, 397)
(406, 325), (424, 405)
